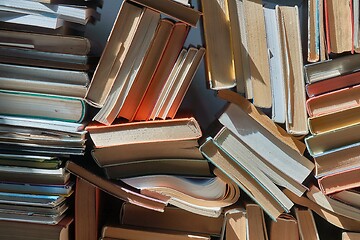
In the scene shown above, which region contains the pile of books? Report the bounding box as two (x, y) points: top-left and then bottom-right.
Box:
(0, 0), (101, 239)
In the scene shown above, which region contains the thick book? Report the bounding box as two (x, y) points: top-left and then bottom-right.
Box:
(269, 213), (299, 240)
(93, 8), (160, 125)
(65, 160), (167, 212)
(324, 0), (353, 54)
(218, 102), (314, 186)
(0, 90), (86, 123)
(200, 138), (290, 220)
(101, 225), (210, 240)
(244, 0), (272, 108)
(121, 169), (240, 218)
(0, 215), (73, 240)
(305, 123), (360, 157)
(75, 177), (100, 240)
(0, 63), (89, 98)
(120, 203), (224, 237)
(308, 105), (360, 135)
(86, 1), (143, 107)
(103, 158), (212, 179)
(222, 208), (246, 240)
(331, 189), (360, 209)
(246, 204), (269, 240)
(129, 0), (201, 27)
(306, 84), (360, 118)
(87, 117), (202, 148)
(0, 29), (91, 55)
(306, 71), (360, 97)
(295, 208), (320, 240)
(91, 138), (203, 167)
(318, 168), (360, 195)
(200, 0), (236, 90)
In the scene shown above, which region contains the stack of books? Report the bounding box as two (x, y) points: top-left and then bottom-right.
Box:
(0, 0), (101, 239)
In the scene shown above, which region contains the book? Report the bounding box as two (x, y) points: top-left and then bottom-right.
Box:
(318, 168), (360, 195)
(0, 11), (65, 29)
(218, 102), (314, 186)
(132, 25), (189, 120)
(0, 215), (73, 240)
(0, 192), (67, 208)
(295, 208), (320, 240)
(269, 213), (299, 240)
(307, 0), (320, 62)
(246, 203), (268, 240)
(0, 165), (69, 185)
(101, 225), (211, 240)
(86, 117), (202, 148)
(129, 0), (201, 27)
(199, 0), (236, 90)
(283, 188), (360, 231)
(314, 144), (360, 178)
(116, 19), (176, 121)
(324, 0), (353, 54)
(306, 185), (360, 221)
(102, 158), (212, 179)
(305, 122), (360, 157)
(0, 90), (86, 123)
(85, 1), (143, 107)
(93, 8), (160, 125)
(308, 105), (360, 135)
(0, 153), (62, 169)
(75, 177), (100, 240)
(91, 138), (203, 167)
(343, 232), (360, 240)
(306, 71), (360, 97)
(120, 202), (225, 236)
(0, 29), (91, 55)
(244, 0), (272, 108)
(304, 54), (360, 84)
(263, 2), (286, 123)
(0, 181), (74, 196)
(222, 208), (246, 240)
(331, 189), (360, 209)
(214, 126), (307, 197)
(122, 168), (240, 218)
(0, 63), (89, 98)
(355, 0), (360, 52)
(200, 138), (290, 220)
(276, 4), (308, 135)
(306, 84), (360, 118)
(65, 160), (167, 212)
(217, 89), (306, 154)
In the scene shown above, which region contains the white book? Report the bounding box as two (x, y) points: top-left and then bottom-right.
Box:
(218, 103), (314, 185)
(0, 11), (63, 29)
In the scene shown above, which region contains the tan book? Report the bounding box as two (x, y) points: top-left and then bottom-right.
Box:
(270, 213), (299, 240)
(86, 1), (143, 107)
(343, 232), (360, 240)
(246, 204), (269, 240)
(295, 208), (320, 240)
(307, 0), (319, 62)
(332, 189), (360, 209)
(200, 0), (236, 90)
(276, 4), (308, 135)
(244, 0), (272, 108)
(325, 0), (353, 54)
(224, 208), (246, 240)
(318, 168), (360, 195)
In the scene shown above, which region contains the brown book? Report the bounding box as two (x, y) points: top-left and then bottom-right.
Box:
(246, 204), (269, 240)
(75, 177), (100, 240)
(224, 208), (246, 240)
(342, 232), (360, 240)
(0, 216), (73, 240)
(101, 225), (210, 240)
(295, 208), (320, 240)
(129, 0), (201, 27)
(120, 202), (224, 236)
(318, 168), (360, 195)
(270, 213), (299, 240)
(65, 161), (167, 212)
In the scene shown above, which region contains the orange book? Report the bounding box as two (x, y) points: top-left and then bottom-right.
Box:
(318, 168), (360, 195)
(306, 71), (360, 97)
(306, 84), (360, 117)
(133, 24), (189, 121)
